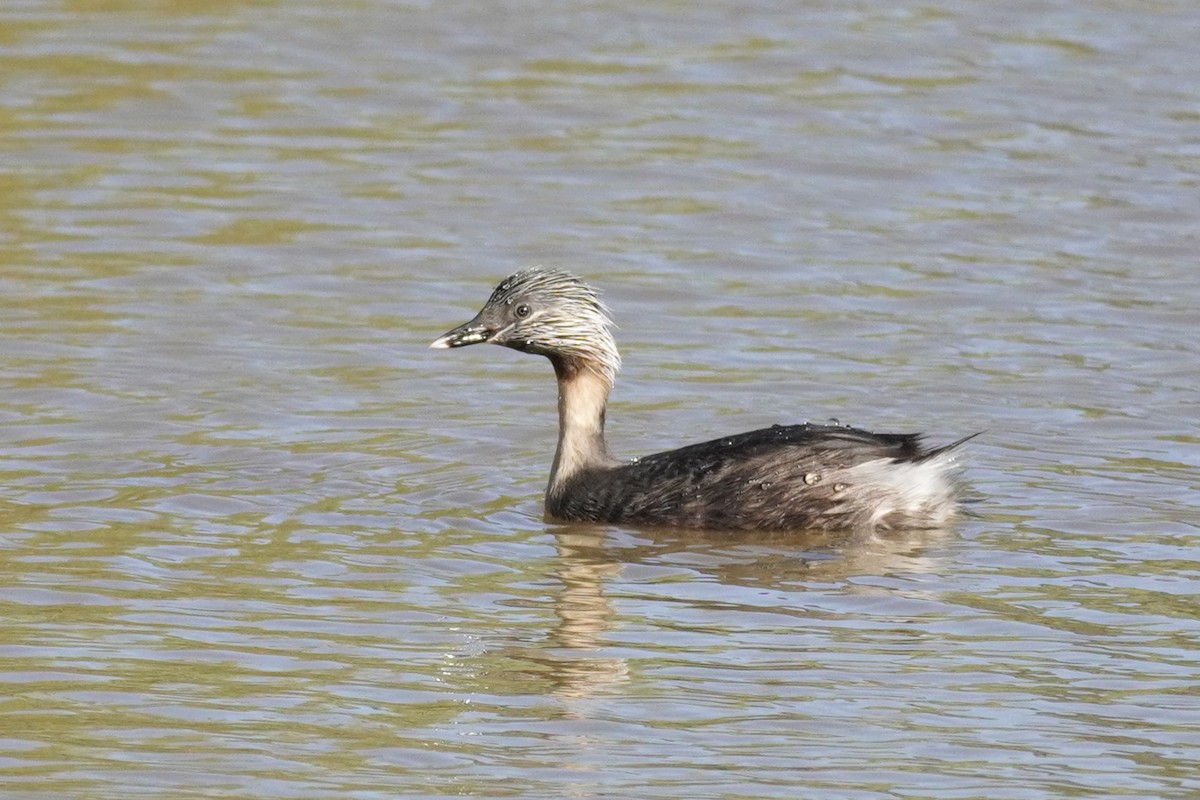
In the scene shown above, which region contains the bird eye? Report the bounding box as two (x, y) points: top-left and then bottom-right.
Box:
(515, 303), (531, 318)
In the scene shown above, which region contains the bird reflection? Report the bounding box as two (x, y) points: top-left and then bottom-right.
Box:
(522, 523), (957, 702)
(541, 529), (628, 700)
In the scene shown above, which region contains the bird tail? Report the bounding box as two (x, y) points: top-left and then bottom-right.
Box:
(917, 431), (984, 463)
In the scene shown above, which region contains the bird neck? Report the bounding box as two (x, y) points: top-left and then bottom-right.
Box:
(548, 357), (614, 493)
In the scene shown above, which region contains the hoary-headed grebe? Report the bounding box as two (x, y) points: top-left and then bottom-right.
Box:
(431, 268), (975, 531)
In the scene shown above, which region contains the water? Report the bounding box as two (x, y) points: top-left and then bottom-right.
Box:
(2, 1), (1198, 797)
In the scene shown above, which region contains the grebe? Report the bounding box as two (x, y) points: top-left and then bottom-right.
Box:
(431, 268), (975, 531)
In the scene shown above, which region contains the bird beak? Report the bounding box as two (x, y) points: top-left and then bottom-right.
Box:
(430, 317), (491, 348)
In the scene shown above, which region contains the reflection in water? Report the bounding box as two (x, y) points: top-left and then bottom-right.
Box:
(527, 523), (954, 701)
(544, 531), (628, 700)
(603, 523), (954, 587)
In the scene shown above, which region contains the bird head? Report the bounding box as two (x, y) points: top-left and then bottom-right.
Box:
(431, 267), (621, 384)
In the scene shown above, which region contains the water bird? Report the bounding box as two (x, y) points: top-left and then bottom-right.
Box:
(431, 268), (975, 531)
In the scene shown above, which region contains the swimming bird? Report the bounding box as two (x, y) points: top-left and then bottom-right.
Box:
(431, 268), (975, 531)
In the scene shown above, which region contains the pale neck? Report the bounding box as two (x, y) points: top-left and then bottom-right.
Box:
(548, 359), (615, 492)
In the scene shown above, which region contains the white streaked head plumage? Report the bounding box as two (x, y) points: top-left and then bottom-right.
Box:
(437, 267), (621, 385)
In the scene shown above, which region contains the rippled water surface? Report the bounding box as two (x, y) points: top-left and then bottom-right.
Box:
(2, 1), (1198, 797)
